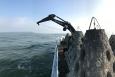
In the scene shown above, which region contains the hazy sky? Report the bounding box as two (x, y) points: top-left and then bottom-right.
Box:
(0, 0), (115, 34)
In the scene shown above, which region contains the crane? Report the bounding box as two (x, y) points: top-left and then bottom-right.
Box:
(37, 14), (76, 34)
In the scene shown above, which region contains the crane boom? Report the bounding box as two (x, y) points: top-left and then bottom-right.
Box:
(37, 14), (75, 34)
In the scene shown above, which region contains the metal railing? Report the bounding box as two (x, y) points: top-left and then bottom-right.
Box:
(51, 45), (58, 77)
(51, 36), (65, 77)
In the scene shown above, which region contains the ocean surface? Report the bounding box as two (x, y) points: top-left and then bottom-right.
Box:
(0, 32), (65, 77)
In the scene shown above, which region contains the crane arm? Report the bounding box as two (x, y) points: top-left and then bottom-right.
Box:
(37, 14), (75, 33)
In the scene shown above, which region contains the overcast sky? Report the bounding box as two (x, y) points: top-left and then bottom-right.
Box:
(0, 0), (115, 34)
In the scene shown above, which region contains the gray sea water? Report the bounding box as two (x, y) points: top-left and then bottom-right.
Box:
(0, 32), (64, 77)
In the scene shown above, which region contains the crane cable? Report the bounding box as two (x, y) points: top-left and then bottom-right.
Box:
(89, 17), (101, 30)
